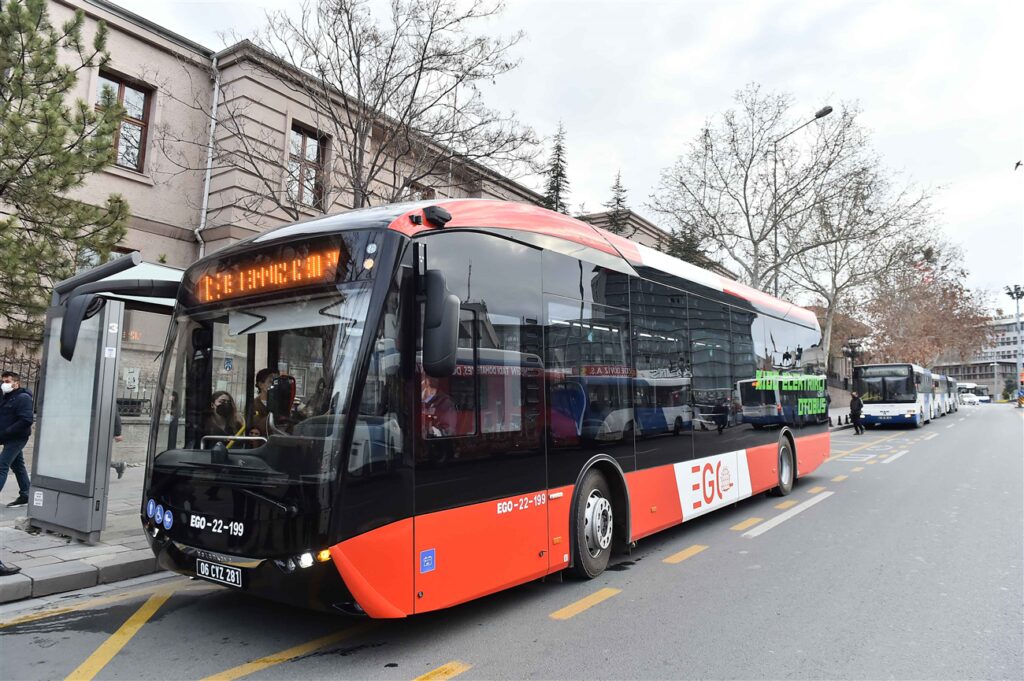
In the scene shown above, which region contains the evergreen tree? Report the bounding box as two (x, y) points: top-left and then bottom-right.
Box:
(658, 227), (707, 265)
(542, 122), (570, 213)
(0, 0), (128, 344)
(603, 170), (631, 235)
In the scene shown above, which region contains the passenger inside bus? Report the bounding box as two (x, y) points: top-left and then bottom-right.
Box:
(247, 368), (278, 437)
(205, 391), (245, 442)
(422, 375), (458, 438)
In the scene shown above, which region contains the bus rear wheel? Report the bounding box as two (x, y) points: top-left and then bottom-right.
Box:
(771, 440), (795, 496)
(572, 469), (614, 578)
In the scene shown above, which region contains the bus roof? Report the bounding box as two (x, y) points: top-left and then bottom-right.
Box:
(854, 362), (929, 373)
(226, 199), (819, 329)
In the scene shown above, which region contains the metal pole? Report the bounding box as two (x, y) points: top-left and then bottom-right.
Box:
(768, 105), (831, 298)
(773, 140), (779, 297)
(1016, 294), (1022, 406)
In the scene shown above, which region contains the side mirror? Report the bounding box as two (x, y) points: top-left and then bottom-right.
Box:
(267, 375), (296, 419)
(60, 294), (106, 361)
(422, 269), (459, 377)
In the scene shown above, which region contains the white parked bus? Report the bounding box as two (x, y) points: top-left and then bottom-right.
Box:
(932, 373), (957, 415)
(853, 363), (934, 427)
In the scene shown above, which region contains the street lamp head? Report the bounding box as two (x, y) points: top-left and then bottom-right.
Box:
(815, 106), (834, 119)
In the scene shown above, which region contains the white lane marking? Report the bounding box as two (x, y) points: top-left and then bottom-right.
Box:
(924, 433), (938, 440)
(742, 492), (834, 538)
(958, 417), (965, 421)
(946, 424), (955, 429)
(882, 449), (910, 464)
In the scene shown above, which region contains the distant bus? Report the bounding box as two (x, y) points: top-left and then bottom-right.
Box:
(853, 363), (934, 427)
(932, 374), (957, 416)
(957, 382), (990, 403)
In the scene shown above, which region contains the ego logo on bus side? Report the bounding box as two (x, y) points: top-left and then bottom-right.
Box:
(693, 461), (734, 509)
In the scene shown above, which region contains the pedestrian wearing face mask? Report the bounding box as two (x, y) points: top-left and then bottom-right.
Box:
(0, 371), (34, 507)
(205, 392), (245, 445)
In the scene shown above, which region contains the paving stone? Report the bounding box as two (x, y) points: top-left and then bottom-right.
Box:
(24, 561), (98, 597)
(1, 535), (69, 552)
(50, 544), (131, 561)
(122, 539), (152, 550)
(10, 555), (61, 569)
(0, 573), (32, 604)
(85, 550), (161, 584)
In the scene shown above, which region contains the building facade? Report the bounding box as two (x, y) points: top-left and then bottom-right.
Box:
(934, 315), (1023, 399)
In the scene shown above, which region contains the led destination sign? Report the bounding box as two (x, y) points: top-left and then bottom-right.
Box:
(193, 247), (344, 304)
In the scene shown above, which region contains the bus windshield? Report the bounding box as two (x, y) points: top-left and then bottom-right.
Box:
(152, 281), (373, 486)
(855, 365), (916, 403)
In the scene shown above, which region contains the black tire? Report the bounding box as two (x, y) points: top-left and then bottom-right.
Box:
(572, 469), (614, 579)
(771, 439), (795, 496)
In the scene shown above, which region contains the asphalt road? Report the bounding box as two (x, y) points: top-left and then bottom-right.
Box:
(1, 405), (1021, 681)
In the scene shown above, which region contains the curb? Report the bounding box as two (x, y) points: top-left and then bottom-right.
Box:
(0, 531), (165, 605)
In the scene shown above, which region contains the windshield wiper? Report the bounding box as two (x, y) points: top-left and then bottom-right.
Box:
(239, 488), (298, 517)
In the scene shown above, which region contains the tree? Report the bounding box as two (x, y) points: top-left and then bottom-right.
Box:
(656, 227), (708, 266)
(542, 122), (569, 213)
(602, 170), (632, 236)
(785, 163), (934, 370)
(155, 0), (538, 225)
(0, 0), (128, 344)
(649, 83), (864, 293)
(864, 242), (992, 366)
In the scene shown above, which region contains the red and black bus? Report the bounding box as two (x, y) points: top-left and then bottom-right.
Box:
(60, 199), (829, 616)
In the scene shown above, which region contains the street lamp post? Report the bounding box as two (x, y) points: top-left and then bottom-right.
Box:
(1005, 284), (1024, 406)
(842, 339), (862, 391)
(771, 105), (833, 297)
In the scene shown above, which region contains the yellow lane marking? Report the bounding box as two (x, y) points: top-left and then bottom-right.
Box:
(774, 500), (798, 510)
(831, 475), (848, 482)
(807, 486), (826, 494)
(663, 544), (708, 564)
(877, 454), (889, 459)
(730, 517), (763, 531)
(0, 580), (209, 630)
(65, 589), (175, 681)
(851, 467), (865, 472)
(201, 623), (377, 681)
(413, 661), (473, 681)
(827, 431), (903, 462)
(550, 587), (621, 620)
(866, 460), (878, 465)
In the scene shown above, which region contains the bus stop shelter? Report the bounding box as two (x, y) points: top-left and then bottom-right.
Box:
(27, 254), (181, 544)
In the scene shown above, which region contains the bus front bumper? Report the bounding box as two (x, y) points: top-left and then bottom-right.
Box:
(146, 533), (355, 614)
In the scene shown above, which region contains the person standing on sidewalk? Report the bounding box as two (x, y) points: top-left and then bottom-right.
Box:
(0, 371), (34, 507)
(850, 391), (865, 435)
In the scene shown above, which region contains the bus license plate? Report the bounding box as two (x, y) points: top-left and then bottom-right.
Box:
(195, 559), (243, 588)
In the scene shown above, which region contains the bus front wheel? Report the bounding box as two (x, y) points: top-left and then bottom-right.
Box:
(572, 469), (614, 579)
(771, 440), (795, 496)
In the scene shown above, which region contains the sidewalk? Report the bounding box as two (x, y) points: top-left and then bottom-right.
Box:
(0, 463), (162, 604)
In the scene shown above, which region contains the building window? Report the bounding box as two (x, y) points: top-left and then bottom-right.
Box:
(287, 124), (326, 209)
(96, 73), (150, 172)
(405, 180), (436, 202)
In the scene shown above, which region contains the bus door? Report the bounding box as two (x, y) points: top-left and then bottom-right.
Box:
(412, 232), (547, 614)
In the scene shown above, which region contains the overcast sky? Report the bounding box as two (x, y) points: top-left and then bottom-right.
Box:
(110, 0), (1023, 305)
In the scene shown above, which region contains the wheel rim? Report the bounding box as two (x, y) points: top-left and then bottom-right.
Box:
(584, 490), (613, 558)
(780, 447), (792, 487)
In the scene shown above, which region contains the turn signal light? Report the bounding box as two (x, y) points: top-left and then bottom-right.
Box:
(316, 549), (332, 563)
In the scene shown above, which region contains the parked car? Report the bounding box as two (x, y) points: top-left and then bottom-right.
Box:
(977, 394), (992, 404)
(961, 393), (979, 405)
